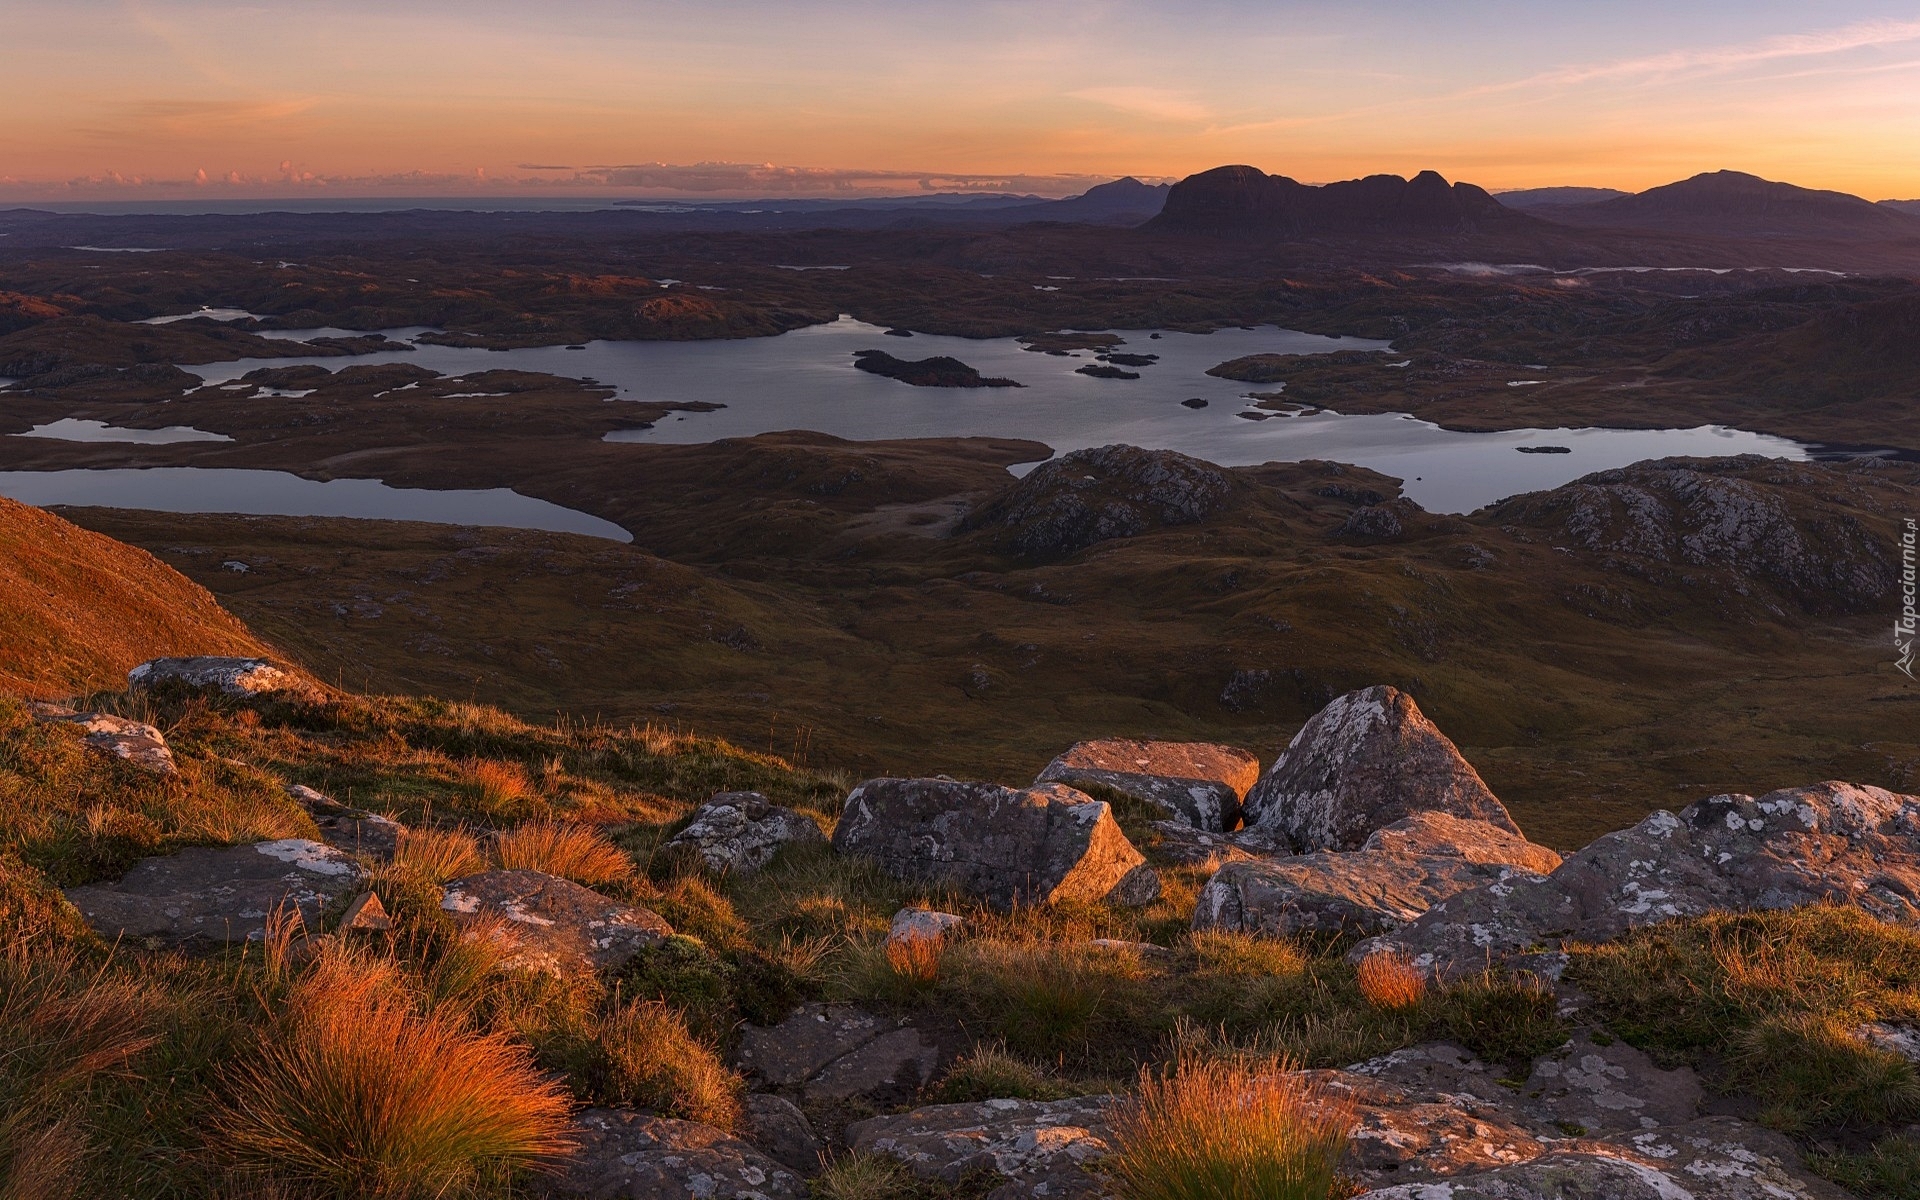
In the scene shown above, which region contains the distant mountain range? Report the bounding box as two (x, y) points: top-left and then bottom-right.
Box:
(1495, 187), (1629, 208)
(1146, 166), (1525, 236)
(1524, 171), (1920, 241)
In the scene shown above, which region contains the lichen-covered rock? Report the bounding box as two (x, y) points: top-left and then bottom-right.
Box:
(1241, 686), (1518, 852)
(959, 444), (1236, 561)
(1310, 1068), (1547, 1182)
(128, 655), (298, 697)
(662, 792), (824, 875)
(284, 782), (403, 860)
(439, 869), (671, 977)
(732, 1003), (938, 1104)
(1142, 820), (1260, 868)
(1034, 738), (1258, 831)
(832, 778), (1159, 910)
(544, 1108), (805, 1199)
(37, 709), (177, 775)
(845, 1095), (1116, 1198)
(64, 839), (362, 946)
(742, 1094), (822, 1174)
(1523, 1031), (1704, 1136)
(889, 908), (965, 946)
(1357, 781), (1920, 979)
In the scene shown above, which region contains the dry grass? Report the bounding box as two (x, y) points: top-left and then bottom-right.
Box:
(389, 825), (485, 885)
(461, 758), (535, 819)
(1355, 951), (1427, 1011)
(564, 999), (743, 1129)
(492, 820), (633, 887)
(884, 932), (946, 990)
(218, 941), (573, 1199)
(1104, 1054), (1351, 1200)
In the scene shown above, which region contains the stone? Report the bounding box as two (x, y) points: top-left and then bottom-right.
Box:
(544, 1108), (805, 1199)
(439, 870), (672, 977)
(337, 890), (392, 932)
(128, 656), (298, 697)
(662, 792), (825, 875)
(889, 908), (965, 945)
(1356, 781), (1920, 979)
(1522, 1031), (1703, 1136)
(732, 1003), (938, 1104)
(64, 838), (363, 946)
(1142, 820), (1259, 868)
(742, 1094), (822, 1175)
(1310, 1068), (1547, 1182)
(1241, 686), (1519, 852)
(1034, 738), (1259, 831)
(845, 1095), (1116, 1198)
(1361, 811), (1564, 876)
(831, 778), (1159, 910)
(958, 444), (1237, 562)
(1856, 1021), (1920, 1063)
(45, 711), (177, 776)
(285, 782), (403, 859)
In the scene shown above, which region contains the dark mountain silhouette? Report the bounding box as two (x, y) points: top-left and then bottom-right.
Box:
(1146, 166), (1529, 237)
(1496, 186), (1628, 209)
(1011, 177), (1171, 224)
(1536, 171), (1920, 240)
(1882, 199), (1920, 217)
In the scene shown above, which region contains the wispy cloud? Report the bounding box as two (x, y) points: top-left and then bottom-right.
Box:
(1068, 86), (1212, 123)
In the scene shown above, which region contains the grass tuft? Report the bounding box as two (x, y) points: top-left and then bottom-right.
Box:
(1355, 951), (1427, 1012)
(492, 820), (633, 886)
(390, 825), (485, 884)
(460, 758), (537, 820)
(884, 931), (946, 991)
(934, 1041), (1083, 1103)
(539, 998), (742, 1130)
(1104, 1054), (1351, 1200)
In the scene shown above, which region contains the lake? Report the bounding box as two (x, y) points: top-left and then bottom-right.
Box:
(180, 317), (1809, 513)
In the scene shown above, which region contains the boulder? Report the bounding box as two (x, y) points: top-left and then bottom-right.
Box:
(40, 710), (177, 776)
(845, 1095), (1116, 1198)
(64, 838), (363, 946)
(1241, 686), (1518, 851)
(662, 792), (824, 875)
(128, 656), (297, 697)
(1141, 820), (1260, 868)
(543, 1108), (805, 1199)
(1356, 781), (1920, 979)
(742, 1094), (822, 1174)
(831, 778), (1160, 910)
(439, 870), (672, 977)
(958, 444), (1237, 562)
(888, 908), (965, 946)
(1034, 739), (1258, 831)
(732, 1003), (939, 1104)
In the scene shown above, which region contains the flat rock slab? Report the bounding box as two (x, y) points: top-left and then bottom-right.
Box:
(64, 838), (362, 946)
(129, 656), (298, 697)
(1035, 738), (1259, 831)
(662, 792), (824, 875)
(832, 777), (1159, 910)
(543, 1109), (805, 1200)
(1524, 1031), (1704, 1137)
(846, 1095), (1116, 1198)
(742, 1094), (822, 1175)
(1356, 781), (1920, 979)
(1241, 685), (1519, 852)
(286, 782), (403, 859)
(733, 1003), (938, 1104)
(440, 869), (672, 977)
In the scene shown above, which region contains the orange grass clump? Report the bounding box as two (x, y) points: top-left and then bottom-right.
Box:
(1355, 951), (1428, 1011)
(218, 943), (573, 1199)
(1105, 1055), (1351, 1200)
(492, 820), (633, 886)
(390, 825), (485, 884)
(884, 932), (945, 988)
(462, 758), (535, 816)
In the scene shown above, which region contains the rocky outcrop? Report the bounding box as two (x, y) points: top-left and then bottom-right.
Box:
(285, 782), (402, 860)
(128, 655), (298, 697)
(439, 870), (672, 977)
(959, 445), (1236, 562)
(544, 1108), (805, 1200)
(831, 778), (1160, 910)
(845, 1095), (1115, 1198)
(64, 839), (363, 946)
(1148, 165), (1525, 238)
(1034, 739), (1258, 832)
(1241, 686), (1517, 852)
(1357, 781), (1920, 979)
(732, 1003), (939, 1104)
(33, 705), (177, 775)
(1193, 814), (1560, 938)
(662, 792), (824, 875)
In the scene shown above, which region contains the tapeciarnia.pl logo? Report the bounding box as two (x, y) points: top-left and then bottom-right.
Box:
(1899, 516), (1917, 679)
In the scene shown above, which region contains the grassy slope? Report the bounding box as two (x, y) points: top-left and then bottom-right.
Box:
(0, 496), (267, 696)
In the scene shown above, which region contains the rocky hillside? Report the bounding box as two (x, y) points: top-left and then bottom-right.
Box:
(1148, 165), (1530, 237)
(0, 495), (267, 694)
(1537, 170), (1920, 240)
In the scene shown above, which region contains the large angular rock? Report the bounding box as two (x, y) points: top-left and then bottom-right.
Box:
(845, 1095), (1116, 1198)
(439, 869), (672, 977)
(1356, 781), (1920, 979)
(64, 839), (363, 946)
(1035, 738), (1259, 831)
(662, 792), (824, 875)
(1241, 686), (1518, 851)
(732, 1003), (938, 1104)
(38, 710), (178, 776)
(831, 778), (1160, 910)
(958, 444), (1237, 562)
(1195, 815), (1559, 939)
(742, 1094), (822, 1175)
(544, 1108), (805, 1199)
(129, 656), (298, 697)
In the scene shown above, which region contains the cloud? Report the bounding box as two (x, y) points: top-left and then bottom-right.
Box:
(1068, 86), (1212, 123)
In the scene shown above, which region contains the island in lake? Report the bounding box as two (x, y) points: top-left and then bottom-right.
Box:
(852, 349), (1023, 388)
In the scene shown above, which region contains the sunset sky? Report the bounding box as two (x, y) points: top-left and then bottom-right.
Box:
(5, 0), (1919, 202)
